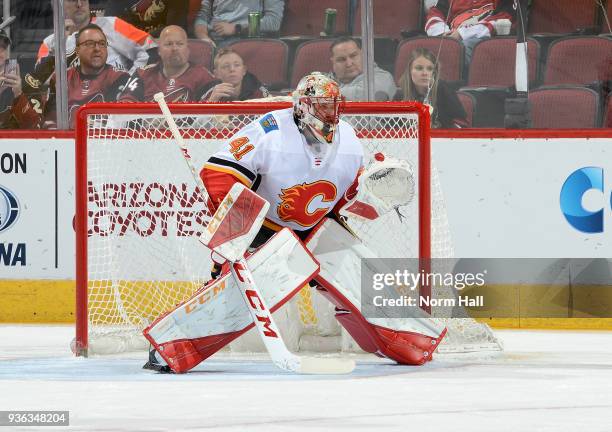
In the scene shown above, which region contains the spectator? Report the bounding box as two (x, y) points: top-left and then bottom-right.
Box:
(37, 0), (156, 73)
(0, 32), (40, 128)
(399, 48), (466, 128)
(41, 24), (132, 128)
(425, 0), (515, 62)
(328, 37), (397, 101)
(194, 0), (284, 47)
(104, 0), (189, 37)
(120, 25), (215, 102)
(201, 48), (268, 101)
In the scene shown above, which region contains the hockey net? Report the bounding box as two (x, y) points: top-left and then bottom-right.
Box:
(74, 101), (501, 356)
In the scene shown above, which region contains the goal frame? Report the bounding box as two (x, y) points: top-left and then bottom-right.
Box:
(74, 101), (432, 357)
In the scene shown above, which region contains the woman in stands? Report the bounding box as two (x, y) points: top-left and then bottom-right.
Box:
(400, 48), (467, 128)
(202, 48), (268, 101)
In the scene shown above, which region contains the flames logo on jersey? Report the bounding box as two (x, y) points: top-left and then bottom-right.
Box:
(277, 181), (337, 227)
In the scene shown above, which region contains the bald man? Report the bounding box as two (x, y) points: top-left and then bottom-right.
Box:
(121, 25), (215, 102)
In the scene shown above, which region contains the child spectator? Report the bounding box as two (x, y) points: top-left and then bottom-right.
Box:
(399, 47), (467, 128)
(201, 48), (268, 101)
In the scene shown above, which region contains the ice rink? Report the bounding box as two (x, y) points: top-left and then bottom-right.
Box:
(1, 325), (612, 431)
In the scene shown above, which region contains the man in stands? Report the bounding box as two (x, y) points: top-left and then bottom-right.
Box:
(328, 37), (397, 101)
(425, 0), (515, 62)
(193, 0), (285, 47)
(37, 0), (156, 73)
(201, 48), (268, 101)
(120, 25), (215, 102)
(41, 24), (131, 128)
(143, 72), (447, 373)
(0, 32), (40, 128)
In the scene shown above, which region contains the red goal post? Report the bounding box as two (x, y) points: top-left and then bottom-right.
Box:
(73, 101), (474, 356)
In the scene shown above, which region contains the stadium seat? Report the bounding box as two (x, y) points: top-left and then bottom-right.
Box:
(529, 86), (600, 128)
(605, 95), (612, 128)
(227, 39), (289, 90)
(528, 0), (599, 35)
(280, 0), (349, 37)
(467, 37), (540, 88)
(543, 36), (612, 86)
(353, 0), (422, 39)
(187, 39), (214, 70)
(394, 37), (464, 84)
(457, 91), (476, 127)
(290, 39), (334, 88)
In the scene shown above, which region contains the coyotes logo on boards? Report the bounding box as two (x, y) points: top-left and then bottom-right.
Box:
(277, 180), (337, 227)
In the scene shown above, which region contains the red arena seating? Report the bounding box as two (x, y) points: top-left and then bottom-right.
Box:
(529, 86), (600, 128)
(290, 39), (334, 87)
(528, 0), (599, 34)
(187, 39), (214, 70)
(353, 0), (422, 39)
(468, 37), (540, 88)
(543, 36), (612, 86)
(457, 91), (476, 127)
(227, 39), (289, 90)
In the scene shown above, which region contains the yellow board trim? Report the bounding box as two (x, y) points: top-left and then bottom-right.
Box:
(1, 281), (612, 330)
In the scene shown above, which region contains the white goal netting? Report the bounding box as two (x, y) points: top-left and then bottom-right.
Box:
(75, 102), (501, 356)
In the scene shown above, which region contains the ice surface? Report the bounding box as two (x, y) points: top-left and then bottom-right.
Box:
(1, 325), (612, 431)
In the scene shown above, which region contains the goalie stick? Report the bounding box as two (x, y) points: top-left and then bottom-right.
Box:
(153, 92), (355, 374)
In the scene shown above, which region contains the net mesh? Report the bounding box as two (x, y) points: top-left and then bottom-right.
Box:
(78, 105), (500, 355)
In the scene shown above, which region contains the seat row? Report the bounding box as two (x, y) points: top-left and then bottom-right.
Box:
(458, 86), (612, 129)
(186, 35), (612, 91)
(184, 0), (612, 40)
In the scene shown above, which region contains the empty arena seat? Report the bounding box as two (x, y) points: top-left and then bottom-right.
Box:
(353, 0), (422, 39)
(543, 36), (612, 86)
(457, 91), (476, 127)
(394, 37), (464, 84)
(187, 39), (214, 70)
(467, 37), (540, 88)
(605, 95), (612, 128)
(280, 0), (349, 37)
(529, 86), (600, 128)
(290, 39), (334, 87)
(528, 0), (599, 34)
(227, 39), (289, 90)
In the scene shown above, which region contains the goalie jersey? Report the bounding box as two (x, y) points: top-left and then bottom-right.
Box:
(201, 108), (364, 232)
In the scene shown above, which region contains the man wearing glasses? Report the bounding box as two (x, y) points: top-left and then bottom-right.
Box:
(40, 24), (131, 128)
(37, 0), (155, 74)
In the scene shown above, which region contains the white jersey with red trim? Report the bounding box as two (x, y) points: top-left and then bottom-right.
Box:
(204, 108), (364, 232)
(37, 16), (156, 73)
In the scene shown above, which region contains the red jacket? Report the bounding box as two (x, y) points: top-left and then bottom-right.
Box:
(425, 0), (514, 36)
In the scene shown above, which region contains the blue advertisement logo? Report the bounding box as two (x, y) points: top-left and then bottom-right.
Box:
(0, 185), (21, 233)
(560, 167), (604, 233)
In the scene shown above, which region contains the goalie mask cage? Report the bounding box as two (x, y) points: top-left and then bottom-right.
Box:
(74, 101), (500, 357)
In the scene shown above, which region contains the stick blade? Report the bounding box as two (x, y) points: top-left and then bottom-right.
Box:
(296, 357), (356, 375)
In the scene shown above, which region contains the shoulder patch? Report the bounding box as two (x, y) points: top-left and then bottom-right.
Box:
(259, 114), (278, 133)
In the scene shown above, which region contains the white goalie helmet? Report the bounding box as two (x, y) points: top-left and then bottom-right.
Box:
(293, 72), (345, 145)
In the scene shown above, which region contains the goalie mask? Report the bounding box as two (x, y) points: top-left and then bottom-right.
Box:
(293, 72), (344, 146)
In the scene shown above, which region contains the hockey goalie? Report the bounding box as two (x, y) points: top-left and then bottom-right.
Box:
(142, 72), (447, 373)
